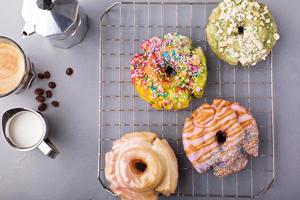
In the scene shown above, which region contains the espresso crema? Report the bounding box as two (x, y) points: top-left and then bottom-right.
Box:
(0, 39), (25, 95)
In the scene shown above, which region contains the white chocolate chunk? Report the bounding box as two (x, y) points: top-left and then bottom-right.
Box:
(273, 33), (280, 40)
(253, 2), (260, 9)
(246, 15), (253, 20)
(219, 41), (227, 47)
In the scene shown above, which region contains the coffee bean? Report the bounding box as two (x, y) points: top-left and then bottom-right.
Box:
(51, 101), (59, 107)
(38, 103), (47, 111)
(36, 95), (46, 103)
(44, 71), (51, 79)
(45, 90), (52, 98)
(34, 88), (44, 95)
(66, 68), (73, 76)
(38, 73), (45, 79)
(48, 82), (56, 89)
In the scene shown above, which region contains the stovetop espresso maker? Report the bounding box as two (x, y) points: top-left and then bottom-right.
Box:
(22, 0), (89, 48)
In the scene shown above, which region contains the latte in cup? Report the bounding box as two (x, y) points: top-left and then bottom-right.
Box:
(0, 38), (26, 96)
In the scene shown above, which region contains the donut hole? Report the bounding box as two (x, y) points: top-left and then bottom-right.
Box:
(238, 26), (244, 35)
(165, 66), (176, 76)
(131, 159), (147, 174)
(216, 130), (227, 144)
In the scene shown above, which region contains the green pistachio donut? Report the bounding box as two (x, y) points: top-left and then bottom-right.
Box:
(206, 0), (280, 66)
(130, 33), (207, 111)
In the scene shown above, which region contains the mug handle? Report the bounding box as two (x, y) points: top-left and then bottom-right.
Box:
(38, 139), (59, 159)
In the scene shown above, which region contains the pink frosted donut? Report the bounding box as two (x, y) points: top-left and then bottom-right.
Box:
(182, 99), (259, 177)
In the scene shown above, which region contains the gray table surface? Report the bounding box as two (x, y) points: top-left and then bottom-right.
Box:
(0, 0), (299, 199)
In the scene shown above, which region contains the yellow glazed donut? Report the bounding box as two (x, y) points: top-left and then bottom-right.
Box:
(105, 132), (178, 200)
(130, 33), (207, 110)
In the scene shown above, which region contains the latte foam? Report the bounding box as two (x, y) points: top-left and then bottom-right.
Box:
(0, 39), (25, 96)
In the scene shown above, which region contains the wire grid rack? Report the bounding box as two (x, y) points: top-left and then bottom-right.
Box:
(98, 1), (275, 198)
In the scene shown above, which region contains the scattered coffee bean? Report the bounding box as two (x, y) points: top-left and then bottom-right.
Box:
(34, 88), (44, 95)
(48, 82), (56, 89)
(38, 73), (45, 79)
(38, 103), (47, 111)
(45, 90), (52, 98)
(44, 71), (51, 79)
(51, 101), (59, 107)
(36, 95), (46, 103)
(66, 68), (73, 76)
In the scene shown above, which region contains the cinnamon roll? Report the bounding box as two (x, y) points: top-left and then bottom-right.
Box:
(105, 132), (178, 200)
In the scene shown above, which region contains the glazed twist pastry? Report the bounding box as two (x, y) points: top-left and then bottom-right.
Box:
(182, 99), (259, 177)
(105, 132), (178, 200)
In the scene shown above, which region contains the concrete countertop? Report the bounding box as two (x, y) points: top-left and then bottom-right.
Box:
(0, 0), (299, 199)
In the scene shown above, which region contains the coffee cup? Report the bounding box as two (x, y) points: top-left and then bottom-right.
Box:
(0, 36), (35, 98)
(2, 108), (59, 158)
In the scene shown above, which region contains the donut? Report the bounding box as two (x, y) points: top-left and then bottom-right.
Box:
(182, 99), (259, 177)
(105, 132), (178, 200)
(130, 32), (207, 110)
(206, 0), (280, 66)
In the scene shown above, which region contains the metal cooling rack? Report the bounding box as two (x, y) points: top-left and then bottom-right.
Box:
(98, 1), (275, 198)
